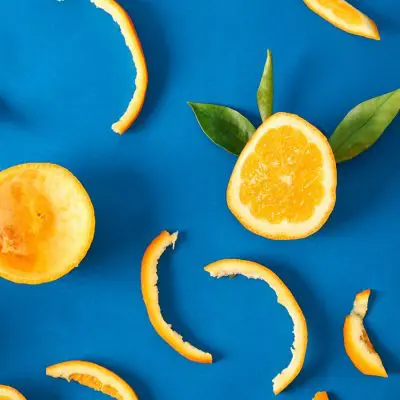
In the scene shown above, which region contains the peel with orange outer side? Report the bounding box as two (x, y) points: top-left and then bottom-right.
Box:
(303, 0), (380, 40)
(91, 0), (148, 134)
(227, 112), (337, 240)
(46, 360), (139, 399)
(0, 385), (27, 400)
(142, 231), (213, 363)
(343, 289), (387, 377)
(313, 392), (329, 400)
(0, 163), (95, 284)
(205, 259), (308, 395)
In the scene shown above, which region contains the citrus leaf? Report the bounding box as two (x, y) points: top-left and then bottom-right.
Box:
(330, 89), (400, 163)
(257, 49), (274, 121)
(188, 102), (256, 155)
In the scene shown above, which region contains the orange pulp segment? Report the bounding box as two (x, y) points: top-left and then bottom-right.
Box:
(227, 112), (336, 240)
(91, 0), (148, 134)
(142, 231), (213, 363)
(313, 392), (329, 400)
(303, 0), (380, 40)
(205, 259), (308, 395)
(0, 386), (27, 400)
(343, 289), (387, 377)
(46, 360), (139, 399)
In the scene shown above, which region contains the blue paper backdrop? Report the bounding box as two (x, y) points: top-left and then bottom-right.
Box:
(0, 0), (399, 399)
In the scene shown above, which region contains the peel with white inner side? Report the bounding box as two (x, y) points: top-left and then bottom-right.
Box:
(0, 385), (27, 400)
(205, 259), (308, 395)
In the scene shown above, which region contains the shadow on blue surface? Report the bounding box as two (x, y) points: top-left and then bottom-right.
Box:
(0, 97), (26, 126)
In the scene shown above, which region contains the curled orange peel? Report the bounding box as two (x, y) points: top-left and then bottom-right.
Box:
(0, 385), (27, 400)
(141, 231), (213, 364)
(344, 289), (387, 377)
(205, 259), (308, 395)
(91, 0), (148, 134)
(313, 392), (329, 400)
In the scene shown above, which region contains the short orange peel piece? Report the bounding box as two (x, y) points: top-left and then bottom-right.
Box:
(205, 259), (308, 395)
(46, 360), (139, 399)
(343, 289), (387, 377)
(303, 0), (380, 40)
(141, 231), (213, 364)
(91, 0), (148, 134)
(0, 163), (95, 284)
(313, 392), (329, 400)
(0, 385), (27, 400)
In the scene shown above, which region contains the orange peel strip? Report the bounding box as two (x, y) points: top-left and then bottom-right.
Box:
(46, 360), (139, 399)
(205, 259), (308, 395)
(343, 289), (387, 377)
(91, 0), (148, 134)
(0, 385), (27, 400)
(313, 392), (329, 400)
(141, 231), (213, 364)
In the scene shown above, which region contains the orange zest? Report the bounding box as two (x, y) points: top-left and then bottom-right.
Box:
(313, 392), (329, 400)
(303, 0), (380, 40)
(46, 360), (139, 399)
(205, 259), (308, 395)
(0, 163), (95, 284)
(227, 112), (337, 240)
(141, 231), (213, 364)
(343, 289), (387, 377)
(0, 385), (27, 400)
(91, 0), (148, 134)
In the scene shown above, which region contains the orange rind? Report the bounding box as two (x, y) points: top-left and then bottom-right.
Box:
(205, 259), (308, 395)
(141, 231), (213, 363)
(313, 392), (329, 400)
(227, 112), (337, 240)
(46, 360), (139, 399)
(91, 0), (148, 134)
(0, 163), (95, 284)
(0, 385), (27, 400)
(304, 0), (380, 40)
(343, 289), (387, 377)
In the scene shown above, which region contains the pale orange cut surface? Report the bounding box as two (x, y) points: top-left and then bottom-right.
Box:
(91, 0), (148, 134)
(46, 361), (139, 399)
(304, 0), (380, 40)
(142, 231), (213, 363)
(343, 289), (387, 377)
(0, 163), (95, 284)
(0, 385), (26, 400)
(227, 113), (336, 240)
(313, 392), (329, 400)
(205, 259), (308, 395)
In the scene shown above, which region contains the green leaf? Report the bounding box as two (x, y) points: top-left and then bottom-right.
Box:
(329, 89), (400, 163)
(188, 102), (256, 155)
(257, 49), (274, 121)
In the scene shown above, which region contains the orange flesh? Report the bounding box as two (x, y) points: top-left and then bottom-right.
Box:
(314, 0), (362, 23)
(69, 374), (123, 400)
(239, 126), (324, 223)
(314, 392), (329, 400)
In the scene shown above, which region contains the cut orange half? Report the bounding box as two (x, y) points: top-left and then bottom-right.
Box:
(343, 289), (387, 377)
(227, 112), (337, 240)
(313, 392), (329, 400)
(0, 163), (95, 284)
(205, 259), (308, 395)
(142, 231), (213, 364)
(91, 0), (148, 134)
(0, 385), (27, 400)
(46, 360), (139, 399)
(304, 0), (380, 40)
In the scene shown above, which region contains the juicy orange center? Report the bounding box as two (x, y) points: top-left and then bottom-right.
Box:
(239, 126), (325, 223)
(315, 0), (363, 23)
(69, 374), (123, 400)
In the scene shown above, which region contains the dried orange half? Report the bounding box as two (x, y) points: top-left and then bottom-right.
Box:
(343, 289), (387, 377)
(46, 360), (139, 399)
(313, 392), (329, 400)
(0, 385), (27, 400)
(205, 259), (308, 395)
(142, 231), (213, 363)
(304, 0), (380, 40)
(91, 0), (148, 134)
(0, 163), (95, 284)
(227, 112), (337, 240)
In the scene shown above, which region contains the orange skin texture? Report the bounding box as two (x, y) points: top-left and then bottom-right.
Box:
(141, 231), (213, 364)
(91, 0), (148, 134)
(313, 392), (329, 400)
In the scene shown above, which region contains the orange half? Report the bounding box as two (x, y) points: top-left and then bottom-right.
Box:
(227, 112), (337, 240)
(343, 289), (387, 377)
(46, 360), (139, 399)
(0, 385), (27, 400)
(91, 0), (148, 134)
(205, 259), (308, 395)
(142, 231), (213, 363)
(313, 392), (329, 400)
(304, 0), (380, 40)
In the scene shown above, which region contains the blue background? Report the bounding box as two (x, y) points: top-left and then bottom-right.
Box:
(0, 0), (399, 399)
